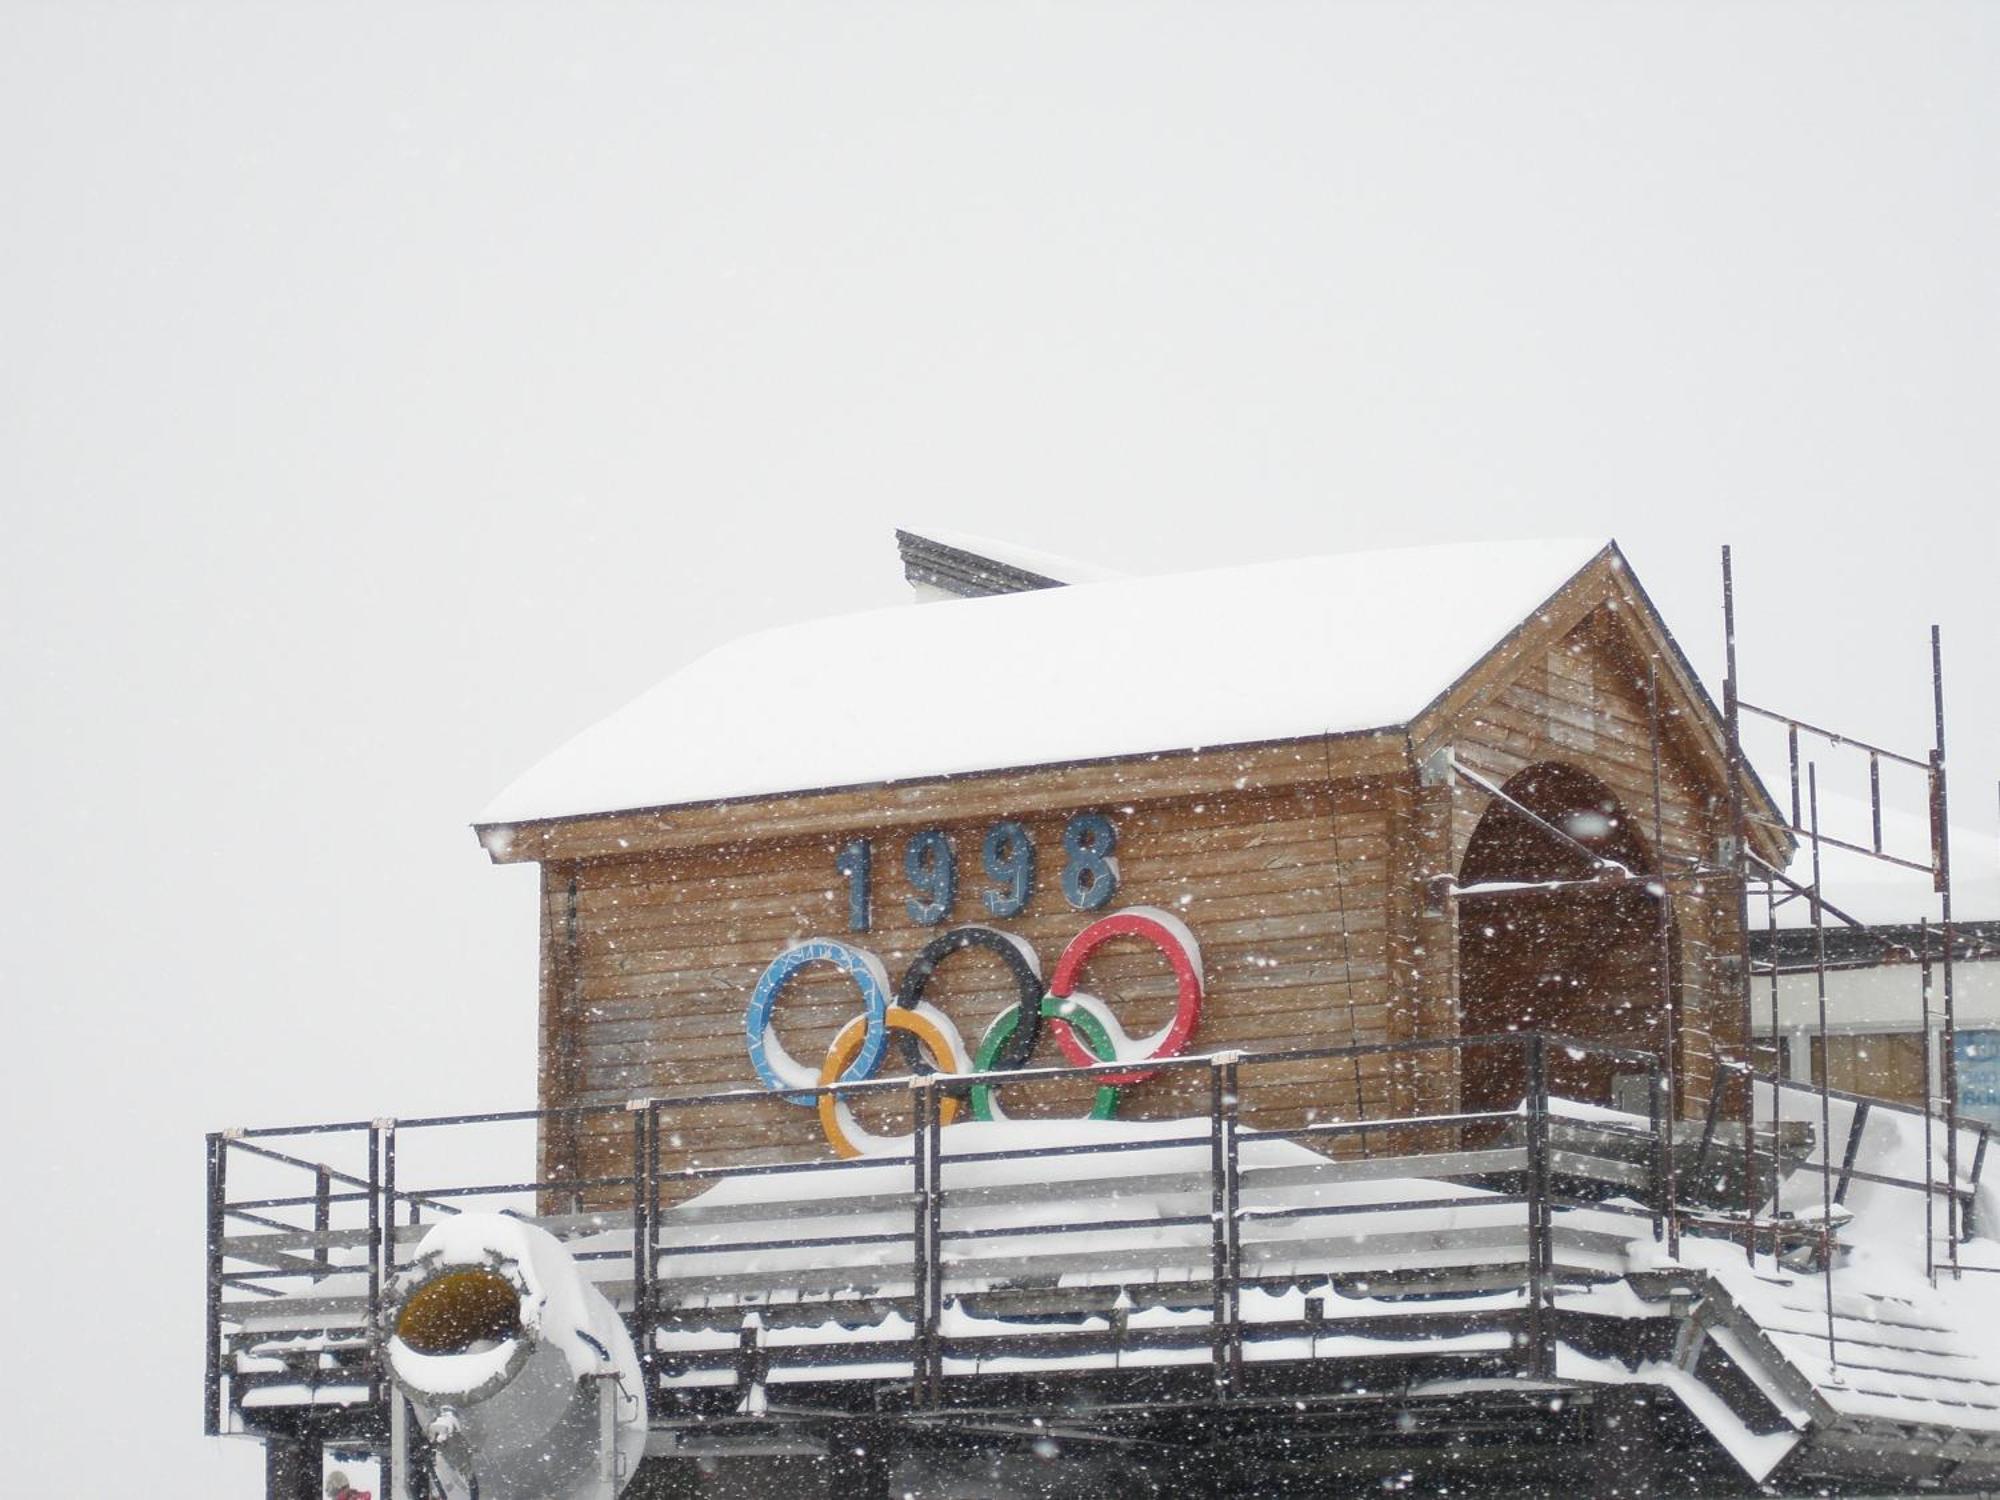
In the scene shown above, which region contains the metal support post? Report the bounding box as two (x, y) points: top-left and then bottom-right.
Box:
(629, 1102), (653, 1393)
(1809, 768), (1838, 1372)
(1650, 1062), (1667, 1242)
(1208, 1058), (1237, 1396)
(1647, 662), (1680, 1259)
(313, 1165), (332, 1280)
(645, 1102), (662, 1392)
(390, 1391), (411, 1500)
(1933, 626), (1959, 1271)
(204, 1133), (227, 1436)
(1766, 882), (1783, 1247)
(909, 1077), (938, 1407)
(1525, 1034), (1553, 1379)
(380, 1122), (398, 1283)
(1923, 920), (1936, 1282)
(1721, 547), (1759, 1261)
(925, 1075), (945, 1407)
(1969, 1127), (1992, 1239)
(1212, 1055), (1242, 1396)
(1833, 1102), (1871, 1205)
(596, 1370), (620, 1500)
(368, 1124), (385, 1412)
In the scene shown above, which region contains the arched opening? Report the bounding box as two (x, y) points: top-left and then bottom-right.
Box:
(1457, 763), (1678, 1115)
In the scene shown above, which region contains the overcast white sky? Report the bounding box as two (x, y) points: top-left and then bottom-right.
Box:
(3, 3), (1995, 1491)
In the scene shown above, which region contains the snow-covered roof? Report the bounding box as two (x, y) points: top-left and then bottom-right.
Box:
(479, 538), (1611, 826)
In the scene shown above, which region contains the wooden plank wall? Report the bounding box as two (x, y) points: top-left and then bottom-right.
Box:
(544, 780), (1408, 1203)
(1443, 604), (1736, 1115)
(524, 596), (1751, 1203)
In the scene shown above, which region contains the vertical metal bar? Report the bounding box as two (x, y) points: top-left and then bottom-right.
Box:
(909, 1080), (928, 1406)
(1650, 1057), (1667, 1242)
(925, 1076), (945, 1409)
(380, 1122), (397, 1282)
(204, 1133), (225, 1436)
(645, 1101), (662, 1394)
(367, 1125), (382, 1413)
(1766, 880), (1783, 1250)
(1922, 918), (1936, 1283)
(1222, 1056), (1243, 1395)
(1969, 1127), (1992, 1240)
(1933, 625), (1959, 1273)
(909, 1080), (935, 1407)
(1800, 724), (1816, 828)
(390, 1385), (410, 1500)
(1833, 1101), (1871, 1205)
(630, 1104), (651, 1395)
(736, 1320), (761, 1404)
(559, 871), (584, 1217)
(1647, 661), (1680, 1259)
(1869, 753), (1883, 854)
(1526, 1033), (1552, 1380)
(1809, 766), (1837, 1371)
(1209, 1060), (1230, 1394)
(313, 1165), (331, 1280)
(1722, 546), (1759, 1261)
(597, 1370), (619, 1499)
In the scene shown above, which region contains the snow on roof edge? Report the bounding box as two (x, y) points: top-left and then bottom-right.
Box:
(477, 537), (1613, 828)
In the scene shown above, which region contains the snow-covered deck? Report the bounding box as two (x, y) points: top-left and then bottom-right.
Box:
(208, 1037), (2000, 1491)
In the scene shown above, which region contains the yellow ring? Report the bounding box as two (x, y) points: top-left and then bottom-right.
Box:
(818, 1007), (966, 1159)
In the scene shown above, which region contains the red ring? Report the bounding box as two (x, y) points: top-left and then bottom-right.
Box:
(1045, 908), (1203, 1085)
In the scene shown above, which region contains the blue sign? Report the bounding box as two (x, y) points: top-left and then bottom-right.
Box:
(1955, 1031), (2000, 1126)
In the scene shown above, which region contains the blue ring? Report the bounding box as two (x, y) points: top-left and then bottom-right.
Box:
(745, 939), (890, 1106)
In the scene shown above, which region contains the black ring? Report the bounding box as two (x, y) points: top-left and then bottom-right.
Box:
(893, 925), (1045, 1076)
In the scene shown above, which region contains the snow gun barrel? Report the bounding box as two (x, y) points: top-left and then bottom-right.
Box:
(383, 1214), (646, 1500)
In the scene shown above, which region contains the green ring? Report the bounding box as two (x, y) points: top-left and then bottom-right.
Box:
(971, 995), (1121, 1122)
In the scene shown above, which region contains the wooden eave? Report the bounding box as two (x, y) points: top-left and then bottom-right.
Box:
(1405, 543), (1794, 869)
(475, 728), (1409, 865)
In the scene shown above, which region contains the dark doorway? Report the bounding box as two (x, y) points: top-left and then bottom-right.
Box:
(1457, 763), (1677, 1114)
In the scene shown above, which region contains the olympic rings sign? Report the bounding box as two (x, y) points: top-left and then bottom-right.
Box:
(743, 906), (1205, 1158)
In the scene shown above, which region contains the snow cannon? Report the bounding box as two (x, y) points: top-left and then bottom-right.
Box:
(383, 1214), (646, 1500)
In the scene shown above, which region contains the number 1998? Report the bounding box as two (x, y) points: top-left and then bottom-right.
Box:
(834, 813), (1119, 932)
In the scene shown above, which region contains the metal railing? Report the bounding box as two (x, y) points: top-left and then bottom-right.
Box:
(208, 1030), (1714, 1433)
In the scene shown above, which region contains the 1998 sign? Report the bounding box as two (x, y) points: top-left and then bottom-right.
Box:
(833, 812), (1121, 930)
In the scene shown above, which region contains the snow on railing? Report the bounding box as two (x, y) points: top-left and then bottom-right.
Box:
(208, 1031), (1717, 1427)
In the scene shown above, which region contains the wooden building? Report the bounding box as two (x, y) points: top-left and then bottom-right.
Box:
(215, 536), (2000, 1500)
(473, 536), (1792, 1202)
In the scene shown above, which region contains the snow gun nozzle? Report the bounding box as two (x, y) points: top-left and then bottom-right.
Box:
(394, 1268), (522, 1356)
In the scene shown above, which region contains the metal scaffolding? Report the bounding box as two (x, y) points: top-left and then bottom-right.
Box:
(1720, 544), (1965, 1285)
